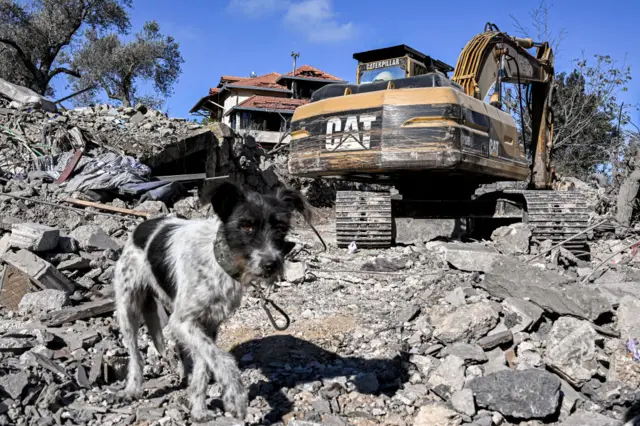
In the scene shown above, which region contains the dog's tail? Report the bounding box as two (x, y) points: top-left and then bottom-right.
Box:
(142, 292), (167, 355)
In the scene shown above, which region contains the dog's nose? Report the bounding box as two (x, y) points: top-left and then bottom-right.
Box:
(263, 261), (278, 276)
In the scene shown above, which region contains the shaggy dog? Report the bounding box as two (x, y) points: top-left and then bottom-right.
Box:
(113, 182), (309, 421)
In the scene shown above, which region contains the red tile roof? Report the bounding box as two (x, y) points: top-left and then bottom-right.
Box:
(230, 72), (284, 89)
(208, 87), (221, 95)
(282, 65), (342, 81)
(235, 95), (309, 112)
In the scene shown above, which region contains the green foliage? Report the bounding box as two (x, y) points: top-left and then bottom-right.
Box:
(0, 0), (132, 96)
(70, 20), (184, 108)
(551, 55), (632, 179)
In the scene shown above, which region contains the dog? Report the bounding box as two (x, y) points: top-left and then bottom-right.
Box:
(113, 182), (310, 421)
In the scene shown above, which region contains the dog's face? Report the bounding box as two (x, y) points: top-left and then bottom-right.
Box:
(208, 182), (310, 283)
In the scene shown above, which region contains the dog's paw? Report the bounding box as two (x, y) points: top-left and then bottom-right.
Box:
(191, 408), (218, 423)
(223, 385), (248, 420)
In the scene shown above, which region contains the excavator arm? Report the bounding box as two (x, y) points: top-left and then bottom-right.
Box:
(452, 24), (555, 189)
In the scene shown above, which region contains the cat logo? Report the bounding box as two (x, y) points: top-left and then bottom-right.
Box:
(325, 114), (377, 151)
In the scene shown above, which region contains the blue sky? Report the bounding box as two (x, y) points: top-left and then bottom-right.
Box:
(57, 0), (640, 124)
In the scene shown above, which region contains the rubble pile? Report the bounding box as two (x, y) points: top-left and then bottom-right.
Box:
(3, 94), (640, 425)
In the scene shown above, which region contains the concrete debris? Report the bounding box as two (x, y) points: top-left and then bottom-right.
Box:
(559, 410), (619, 425)
(18, 289), (68, 316)
(467, 369), (561, 419)
(491, 223), (533, 255)
(0, 99), (639, 425)
(544, 317), (599, 387)
(10, 223), (60, 252)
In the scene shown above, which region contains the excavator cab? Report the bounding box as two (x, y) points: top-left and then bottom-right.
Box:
(353, 45), (454, 84)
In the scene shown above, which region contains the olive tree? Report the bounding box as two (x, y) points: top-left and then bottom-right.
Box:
(0, 0), (131, 96)
(71, 21), (184, 108)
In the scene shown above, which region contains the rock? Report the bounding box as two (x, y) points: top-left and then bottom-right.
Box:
(581, 379), (636, 409)
(441, 242), (504, 272)
(284, 261), (306, 284)
(483, 257), (611, 321)
(70, 225), (120, 252)
(413, 404), (462, 426)
(491, 223), (532, 255)
(559, 410), (618, 426)
(1, 249), (74, 293)
(394, 218), (464, 245)
(57, 257), (91, 272)
(135, 200), (168, 215)
(617, 296), (640, 340)
(467, 369), (561, 419)
(502, 297), (544, 332)
(441, 343), (487, 364)
(477, 330), (513, 350)
(0, 372), (28, 399)
(129, 111), (145, 125)
(18, 289), (68, 316)
(410, 355), (437, 377)
(596, 281), (640, 306)
(450, 389), (475, 417)
(0, 234), (10, 256)
(544, 317), (598, 387)
(57, 235), (79, 253)
(608, 343), (640, 389)
(428, 355), (466, 395)
(433, 302), (499, 343)
(443, 287), (466, 307)
(10, 223), (59, 252)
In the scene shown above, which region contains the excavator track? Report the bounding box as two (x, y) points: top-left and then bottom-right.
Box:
(505, 189), (590, 252)
(335, 190), (393, 248)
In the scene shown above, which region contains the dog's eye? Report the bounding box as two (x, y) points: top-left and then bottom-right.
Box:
(241, 223), (253, 233)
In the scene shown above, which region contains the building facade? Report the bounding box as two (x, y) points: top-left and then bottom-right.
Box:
(190, 66), (345, 148)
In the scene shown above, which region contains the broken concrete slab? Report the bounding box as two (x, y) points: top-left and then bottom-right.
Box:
(70, 225), (120, 252)
(0, 372), (29, 399)
(441, 243), (504, 272)
(433, 301), (499, 343)
(501, 297), (544, 332)
(617, 295), (640, 340)
(559, 410), (618, 426)
(1, 249), (74, 293)
(440, 343), (487, 364)
(467, 369), (561, 419)
(394, 218), (465, 245)
(10, 223), (59, 252)
(482, 257), (611, 321)
(40, 298), (114, 327)
(18, 289), (68, 317)
(477, 330), (513, 350)
(491, 223), (533, 255)
(544, 317), (599, 387)
(596, 282), (640, 307)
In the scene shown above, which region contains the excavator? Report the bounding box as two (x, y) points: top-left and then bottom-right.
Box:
(287, 23), (589, 252)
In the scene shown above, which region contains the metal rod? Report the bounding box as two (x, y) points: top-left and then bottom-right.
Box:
(54, 84), (99, 105)
(0, 193), (141, 221)
(527, 218), (610, 263)
(581, 238), (640, 284)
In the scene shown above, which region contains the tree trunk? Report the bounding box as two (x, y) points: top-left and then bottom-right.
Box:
(616, 169), (640, 233)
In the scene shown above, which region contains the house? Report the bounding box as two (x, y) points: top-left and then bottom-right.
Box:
(190, 65), (346, 148)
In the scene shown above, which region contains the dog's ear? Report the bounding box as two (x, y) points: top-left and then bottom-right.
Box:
(276, 187), (311, 222)
(205, 181), (245, 222)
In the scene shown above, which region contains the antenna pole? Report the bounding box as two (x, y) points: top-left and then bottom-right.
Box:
(291, 51), (300, 99)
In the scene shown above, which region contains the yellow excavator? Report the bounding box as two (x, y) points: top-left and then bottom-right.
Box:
(288, 23), (588, 252)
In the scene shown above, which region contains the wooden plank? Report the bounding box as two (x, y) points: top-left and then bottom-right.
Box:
(64, 198), (150, 218)
(41, 298), (115, 327)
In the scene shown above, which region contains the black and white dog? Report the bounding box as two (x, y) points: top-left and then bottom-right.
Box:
(113, 182), (310, 421)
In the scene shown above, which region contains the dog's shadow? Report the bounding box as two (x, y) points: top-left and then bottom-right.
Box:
(228, 334), (409, 424)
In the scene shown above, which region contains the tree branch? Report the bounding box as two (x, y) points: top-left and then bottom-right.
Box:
(49, 67), (81, 79)
(0, 37), (38, 77)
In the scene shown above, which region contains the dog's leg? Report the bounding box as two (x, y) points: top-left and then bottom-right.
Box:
(169, 317), (247, 420)
(186, 328), (218, 421)
(114, 258), (145, 401)
(116, 290), (144, 400)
